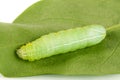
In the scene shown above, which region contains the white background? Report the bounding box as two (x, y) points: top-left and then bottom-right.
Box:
(0, 0), (120, 80)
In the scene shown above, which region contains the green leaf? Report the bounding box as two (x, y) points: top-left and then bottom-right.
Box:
(14, 0), (120, 27)
(0, 0), (120, 77)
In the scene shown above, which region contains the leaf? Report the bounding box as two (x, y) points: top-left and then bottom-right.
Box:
(14, 0), (120, 27)
(0, 0), (120, 77)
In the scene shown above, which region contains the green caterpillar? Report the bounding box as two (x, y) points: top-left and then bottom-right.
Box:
(17, 25), (106, 61)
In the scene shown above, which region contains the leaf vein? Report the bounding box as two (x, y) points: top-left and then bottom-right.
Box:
(101, 40), (120, 65)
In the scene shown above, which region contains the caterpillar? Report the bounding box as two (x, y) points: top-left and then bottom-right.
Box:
(17, 25), (106, 61)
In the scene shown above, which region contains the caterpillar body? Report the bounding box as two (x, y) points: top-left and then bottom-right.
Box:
(17, 25), (106, 61)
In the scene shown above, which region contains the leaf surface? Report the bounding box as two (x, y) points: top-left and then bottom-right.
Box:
(0, 0), (120, 77)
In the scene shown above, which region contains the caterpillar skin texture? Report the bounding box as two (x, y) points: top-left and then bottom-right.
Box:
(17, 25), (106, 61)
